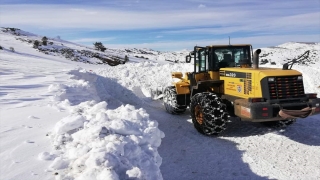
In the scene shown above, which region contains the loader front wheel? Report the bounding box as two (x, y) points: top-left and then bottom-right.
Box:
(190, 92), (229, 135)
(163, 86), (186, 114)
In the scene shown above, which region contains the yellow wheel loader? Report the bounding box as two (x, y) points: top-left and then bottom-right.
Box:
(162, 44), (320, 135)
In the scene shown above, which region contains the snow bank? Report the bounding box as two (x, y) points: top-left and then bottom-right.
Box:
(95, 62), (193, 99)
(47, 69), (164, 180)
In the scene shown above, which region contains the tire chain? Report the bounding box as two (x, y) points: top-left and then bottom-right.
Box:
(191, 92), (229, 135)
(163, 86), (186, 114)
(278, 119), (296, 128)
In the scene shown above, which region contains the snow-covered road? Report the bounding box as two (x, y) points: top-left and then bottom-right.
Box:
(94, 62), (320, 180)
(1, 29), (320, 180)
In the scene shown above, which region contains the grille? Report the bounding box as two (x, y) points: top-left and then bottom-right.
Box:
(268, 76), (305, 99)
(244, 73), (252, 95)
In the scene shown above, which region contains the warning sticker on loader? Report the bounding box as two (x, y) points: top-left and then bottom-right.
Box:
(237, 85), (242, 93)
(226, 84), (236, 91)
(241, 106), (251, 118)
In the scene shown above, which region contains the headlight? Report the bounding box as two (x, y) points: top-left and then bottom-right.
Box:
(268, 77), (275, 82)
(297, 76), (303, 80)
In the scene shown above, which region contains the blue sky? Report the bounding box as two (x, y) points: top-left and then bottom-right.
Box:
(1, 0), (319, 51)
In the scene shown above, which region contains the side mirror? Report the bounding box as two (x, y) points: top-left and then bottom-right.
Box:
(186, 55), (191, 63)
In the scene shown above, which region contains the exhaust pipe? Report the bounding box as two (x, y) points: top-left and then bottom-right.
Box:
(253, 49), (261, 69)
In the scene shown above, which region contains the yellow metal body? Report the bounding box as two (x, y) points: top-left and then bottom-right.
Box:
(167, 45), (320, 123)
(172, 72), (191, 94)
(173, 67), (302, 99)
(219, 67), (302, 98)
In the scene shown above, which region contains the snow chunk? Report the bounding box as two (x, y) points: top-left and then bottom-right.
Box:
(54, 115), (85, 134)
(109, 119), (141, 135)
(126, 167), (142, 179)
(97, 169), (120, 180)
(49, 157), (69, 170)
(38, 152), (55, 161)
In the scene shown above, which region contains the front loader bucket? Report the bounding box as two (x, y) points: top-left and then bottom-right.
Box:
(150, 87), (164, 100)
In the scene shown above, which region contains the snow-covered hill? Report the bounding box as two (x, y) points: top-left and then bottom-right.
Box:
(258, 42), (320, 94)
(1, 28), (320, 180)
(0, 28), (188, 65)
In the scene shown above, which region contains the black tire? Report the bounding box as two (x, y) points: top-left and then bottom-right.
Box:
(262, 119), (296, 128)
(222, 99), (235, 117)
(163, 86), (187, 114)
(190, 92), (229, 135)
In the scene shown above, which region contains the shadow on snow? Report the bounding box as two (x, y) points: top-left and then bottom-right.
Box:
(149, 110), (269, 180)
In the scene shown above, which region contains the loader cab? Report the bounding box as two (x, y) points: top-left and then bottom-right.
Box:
(187, 45), (253, 73)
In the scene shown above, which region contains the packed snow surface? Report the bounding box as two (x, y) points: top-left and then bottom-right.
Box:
(1, 29), (320, 180)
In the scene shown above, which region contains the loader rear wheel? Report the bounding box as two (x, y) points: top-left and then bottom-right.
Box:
(190, 92), (229, 135)
(163, 86), (186, 114)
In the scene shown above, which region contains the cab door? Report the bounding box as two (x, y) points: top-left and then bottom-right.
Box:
(193, 47), (211, 83)
(195, 47), (207, 73)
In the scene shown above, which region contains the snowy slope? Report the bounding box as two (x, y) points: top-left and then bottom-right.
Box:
(258, 42), (320, 95)
(1, 29), (320, 180)
(1, 30), (164, 180)
(0, 28), (187, 65)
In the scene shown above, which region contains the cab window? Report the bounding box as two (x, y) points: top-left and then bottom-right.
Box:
(215, 47), (251, 68)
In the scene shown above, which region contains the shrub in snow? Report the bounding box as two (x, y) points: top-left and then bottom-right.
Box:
(0, 45), (3, 50)
(9, 47), (15, 52)
(42, 36), (48, 46)
(94, 42), (106, 52)
(9, 27), (20, 31)
(33, 40), (40, 48)
(2, 27), (20, 34)
(260, 59), (268, 65)
(58, 48), (76, 60)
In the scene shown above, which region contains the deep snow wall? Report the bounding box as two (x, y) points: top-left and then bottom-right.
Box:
(47, 69), (164, 180)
